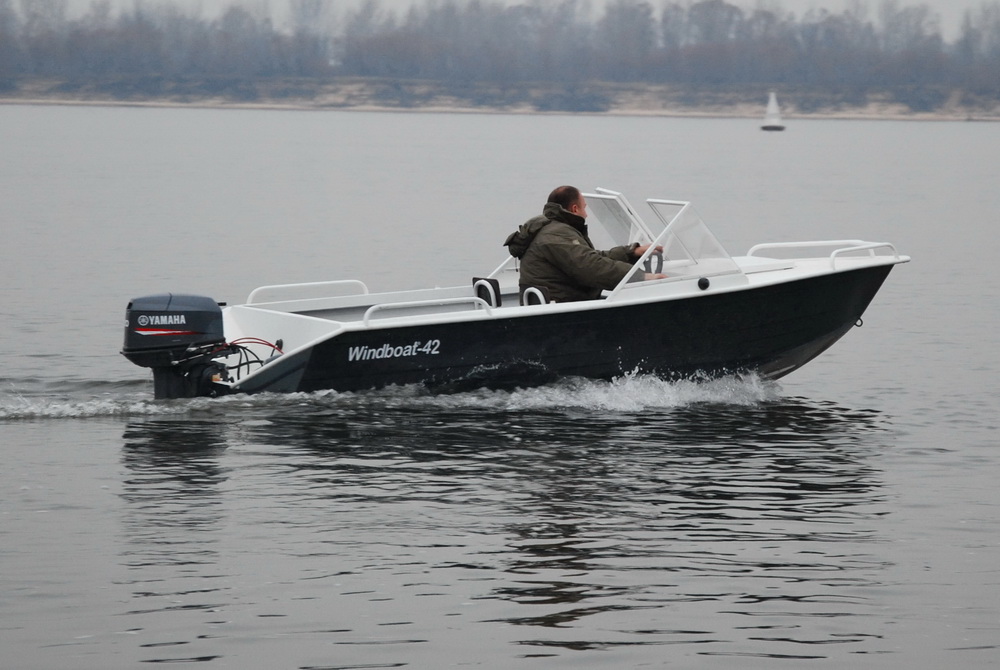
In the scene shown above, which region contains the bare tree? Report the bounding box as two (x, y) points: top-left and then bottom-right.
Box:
(0, 0), (22, 83)
(597, 0), (656, 80)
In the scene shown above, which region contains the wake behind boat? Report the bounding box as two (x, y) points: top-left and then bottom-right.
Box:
(121, 189), (908, 399)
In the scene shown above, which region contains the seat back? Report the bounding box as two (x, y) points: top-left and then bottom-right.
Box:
(520, 286), (550, 306)
(473, 277), (502, 307)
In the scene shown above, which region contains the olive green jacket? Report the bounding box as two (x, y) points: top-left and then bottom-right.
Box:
(504, 202), (638, 302)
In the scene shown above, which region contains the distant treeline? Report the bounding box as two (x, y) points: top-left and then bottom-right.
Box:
(2, 0), (1000, 111)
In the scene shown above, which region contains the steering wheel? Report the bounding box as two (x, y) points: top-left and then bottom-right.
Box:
(643, 251), (664, 275)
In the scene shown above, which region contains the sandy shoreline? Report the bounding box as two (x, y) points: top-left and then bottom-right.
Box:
(5, 96), (995, 121)
(3, 79), (998, 121)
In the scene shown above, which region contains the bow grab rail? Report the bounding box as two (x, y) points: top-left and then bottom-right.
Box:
(747, 240), (899, 269)
(829, 242), (899, 268)
(363, 297), (493, 327)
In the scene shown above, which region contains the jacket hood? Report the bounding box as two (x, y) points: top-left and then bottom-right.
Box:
(503, 202), (588, 259)
(542, 202), (587, 232)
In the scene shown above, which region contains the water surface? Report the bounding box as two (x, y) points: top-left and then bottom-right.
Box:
(1, 106), (998, 668)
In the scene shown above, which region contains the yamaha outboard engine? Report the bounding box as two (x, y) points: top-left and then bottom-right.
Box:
(122, 294), (231, 399)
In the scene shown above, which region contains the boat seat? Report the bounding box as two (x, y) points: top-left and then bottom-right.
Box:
(473, 277), (502, 307)
(520, 286), (550, 306)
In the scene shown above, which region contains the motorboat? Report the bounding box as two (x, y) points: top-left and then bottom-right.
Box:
(121, 189), (908, 399)
(762, 91), (786, 131)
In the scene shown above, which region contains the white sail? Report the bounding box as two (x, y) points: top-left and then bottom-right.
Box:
(762, 91), (785, 131)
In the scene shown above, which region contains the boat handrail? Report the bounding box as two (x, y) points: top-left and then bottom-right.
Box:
(747, 240), (867, 256)
(247, 279), (370, 305)
(363, 297), (492, 326)
(829, 242), (899, 268)
(487, 255), (519, 279)
(747, 240), (899, 268)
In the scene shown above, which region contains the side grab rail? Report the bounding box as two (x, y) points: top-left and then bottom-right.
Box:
(363, 297), (492, 326)
(247, 279), (370, 305)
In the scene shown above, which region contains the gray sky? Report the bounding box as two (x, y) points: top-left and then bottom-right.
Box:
(64, 0), (987, 40)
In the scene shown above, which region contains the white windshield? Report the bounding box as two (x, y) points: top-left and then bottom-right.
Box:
(583, 192), (742, 297)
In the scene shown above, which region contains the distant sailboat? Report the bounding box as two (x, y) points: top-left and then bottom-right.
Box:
(761, 91), (785, 131)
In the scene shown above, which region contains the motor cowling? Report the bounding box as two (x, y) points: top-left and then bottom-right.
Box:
(122, 293), (230, 399)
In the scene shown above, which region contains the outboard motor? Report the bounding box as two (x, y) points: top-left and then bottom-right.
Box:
(122, 294), (231, 399)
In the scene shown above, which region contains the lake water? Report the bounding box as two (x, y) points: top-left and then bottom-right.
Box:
(1, 104), (998, 668)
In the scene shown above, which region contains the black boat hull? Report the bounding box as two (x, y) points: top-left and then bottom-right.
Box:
(232, 264), (894, 394)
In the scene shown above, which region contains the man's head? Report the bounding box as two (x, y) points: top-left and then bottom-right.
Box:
(547, 185), (587, 219)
